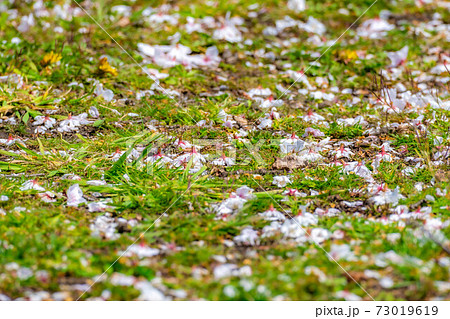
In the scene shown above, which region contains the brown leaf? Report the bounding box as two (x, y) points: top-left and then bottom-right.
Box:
(435, 169), (449, 182)
(117, 17), (130, 27)
(273, 154), (306, 170)
(233, 115), (248, 128)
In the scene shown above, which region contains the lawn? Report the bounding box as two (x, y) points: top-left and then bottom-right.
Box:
(0, 0), (449, 301)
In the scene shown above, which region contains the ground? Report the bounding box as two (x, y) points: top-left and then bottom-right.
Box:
(0, 0), (449, 301)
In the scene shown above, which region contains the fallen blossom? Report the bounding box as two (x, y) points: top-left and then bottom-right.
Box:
(66, 184), (86, 207)
(272, 176), (292, 188)
(20, 180), (45, 191)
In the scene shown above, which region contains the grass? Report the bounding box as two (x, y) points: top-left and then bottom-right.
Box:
(0, 0), (449, 301)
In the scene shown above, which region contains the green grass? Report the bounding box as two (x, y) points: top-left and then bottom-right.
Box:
(0, 0), (449, 301)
